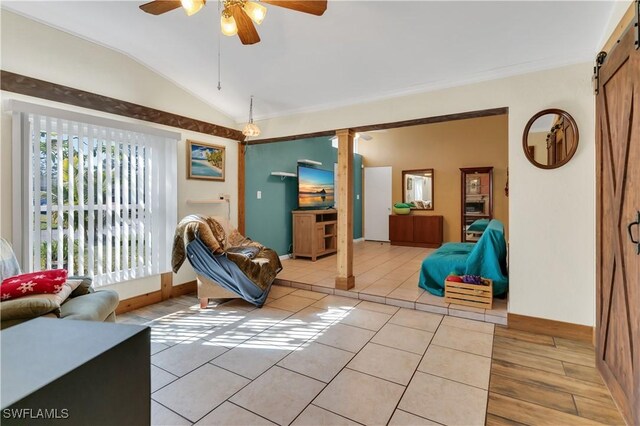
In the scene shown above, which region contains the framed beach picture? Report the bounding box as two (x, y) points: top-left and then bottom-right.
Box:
(187, 140), (225, 181)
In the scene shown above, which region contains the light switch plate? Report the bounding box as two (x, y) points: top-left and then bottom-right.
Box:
(257, 191), (262, 199)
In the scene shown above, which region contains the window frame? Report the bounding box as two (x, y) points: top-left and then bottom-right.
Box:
(11, 100), (180, 286)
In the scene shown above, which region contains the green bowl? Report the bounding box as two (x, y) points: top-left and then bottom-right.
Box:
(393, 207), (411, 215)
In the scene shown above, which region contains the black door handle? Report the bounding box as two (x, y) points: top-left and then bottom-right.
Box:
(628, 211), (640, 255)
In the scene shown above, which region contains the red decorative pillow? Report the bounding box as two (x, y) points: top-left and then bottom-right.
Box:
(1, 270), (69, 301)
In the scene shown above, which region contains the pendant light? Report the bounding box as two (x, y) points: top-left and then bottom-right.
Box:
(242, 96), (261, 137)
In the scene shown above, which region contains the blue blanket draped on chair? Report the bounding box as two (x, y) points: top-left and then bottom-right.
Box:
(419, 219), (508, 297)
(186, 238), (272, 307)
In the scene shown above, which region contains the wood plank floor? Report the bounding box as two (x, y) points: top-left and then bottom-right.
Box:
(487, 327), (625, 425)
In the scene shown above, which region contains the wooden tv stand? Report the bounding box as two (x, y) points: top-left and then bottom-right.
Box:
(292, 209), (337, 261)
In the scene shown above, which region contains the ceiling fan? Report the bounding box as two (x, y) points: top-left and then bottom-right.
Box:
(139, 0), (327, 45)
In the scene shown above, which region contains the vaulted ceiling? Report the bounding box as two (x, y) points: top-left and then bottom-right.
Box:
(3, 1), (616, 122)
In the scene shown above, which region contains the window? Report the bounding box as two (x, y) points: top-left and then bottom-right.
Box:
(12, 101), (179, 286)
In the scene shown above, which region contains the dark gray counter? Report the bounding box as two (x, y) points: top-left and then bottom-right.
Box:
(1, 318), (150, 425)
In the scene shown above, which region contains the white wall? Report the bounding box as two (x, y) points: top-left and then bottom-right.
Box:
(0, 11), (240, 300)
(256, 63), (596, 327)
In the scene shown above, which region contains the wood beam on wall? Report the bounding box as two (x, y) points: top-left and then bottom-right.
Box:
(335, 129), (355, 290)
(0, 70), (245, 141)
(249, 129), (336, 145)
(248, 107), (509, 145)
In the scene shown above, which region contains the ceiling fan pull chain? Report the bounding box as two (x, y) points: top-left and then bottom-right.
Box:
(217, 0), (222, 90)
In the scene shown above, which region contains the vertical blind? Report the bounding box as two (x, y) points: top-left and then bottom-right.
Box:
(12, 102), (179, 286)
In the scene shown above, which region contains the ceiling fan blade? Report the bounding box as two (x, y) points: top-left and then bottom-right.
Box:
(231, 5), (261, 45)
(262, 0), (327, 16)
(139, 0), (182, 15)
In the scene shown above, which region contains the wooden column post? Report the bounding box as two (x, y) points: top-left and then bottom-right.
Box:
(335, 129), (355, 290)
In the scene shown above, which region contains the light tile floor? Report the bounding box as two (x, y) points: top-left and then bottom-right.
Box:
(277, 241), (507, 325)
(119, 289), (495, 426)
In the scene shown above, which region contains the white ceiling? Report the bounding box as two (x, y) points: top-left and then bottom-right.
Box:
(3, 1), (616, 123)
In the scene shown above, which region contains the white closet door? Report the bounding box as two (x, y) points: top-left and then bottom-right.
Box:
(364, 166), (392, 242)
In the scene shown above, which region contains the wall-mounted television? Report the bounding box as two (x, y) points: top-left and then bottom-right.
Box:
(298, 165), (334, 209)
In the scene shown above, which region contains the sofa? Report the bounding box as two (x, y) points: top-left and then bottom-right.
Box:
(419, 219), (508, 297)
(1, 238), (120, 329)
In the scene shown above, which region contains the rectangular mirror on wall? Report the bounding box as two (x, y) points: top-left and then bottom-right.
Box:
(402, 169), (434, 210)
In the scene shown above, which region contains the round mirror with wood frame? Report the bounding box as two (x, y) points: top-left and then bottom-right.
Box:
(523, 109), (579, 169)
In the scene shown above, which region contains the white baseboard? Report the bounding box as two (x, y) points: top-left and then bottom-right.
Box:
(354, 238), (365, 243)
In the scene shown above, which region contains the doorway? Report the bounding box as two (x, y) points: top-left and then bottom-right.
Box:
(364, 166), (392, 241)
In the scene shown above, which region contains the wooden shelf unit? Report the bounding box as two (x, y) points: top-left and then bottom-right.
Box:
(292, 209), (337, 261)
(460, 167), (494, 242)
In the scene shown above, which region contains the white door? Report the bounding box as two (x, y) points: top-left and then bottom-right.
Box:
(364, 166), (392, 241)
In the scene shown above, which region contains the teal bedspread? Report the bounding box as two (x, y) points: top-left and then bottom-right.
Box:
(419, 220), (508, 297)
(467, 218), (490, 233)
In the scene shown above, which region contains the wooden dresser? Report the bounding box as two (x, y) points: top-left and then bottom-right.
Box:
(389, 215), (443, 248)
(292, 209), (337, 261)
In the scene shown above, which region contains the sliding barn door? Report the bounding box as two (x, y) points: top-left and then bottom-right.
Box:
(595, 24), (640, 426)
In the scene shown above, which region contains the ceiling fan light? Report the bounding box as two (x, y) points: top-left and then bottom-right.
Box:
(242, 123), (261, 137)
(181, 0), (205, 16)
(243, 1), (267, 25)
(220, 13), (238, 36)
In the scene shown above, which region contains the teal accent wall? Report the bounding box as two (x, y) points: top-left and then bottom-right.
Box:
(353, 154), (363, 240)
(245, 137), (363, 256)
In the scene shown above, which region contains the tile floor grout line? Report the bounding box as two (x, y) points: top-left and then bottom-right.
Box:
(384, 315), (446, 426)
(137, 281), (498, 426)
(429, 342), (493, 359)
(394, 408), (447, 426)
(340, 366), (411, 388)
(310, 336), (368, 354)
(149, 305), (316, 386)
(181, 300), (360, 425)
(206, 360), (266, 381)
(151, 344), (232, 381)
(355, 337), (428, 357)
(419, 370), (491, 392)
(151, 363), (180, 378)
(286, 299), (409, 426)
(300, 301), (439, 425)
(275, 363), (346, 388)
(151, 397), (195, 425)
(225, 400), (281, 426)
(308, 403), (367, 425)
